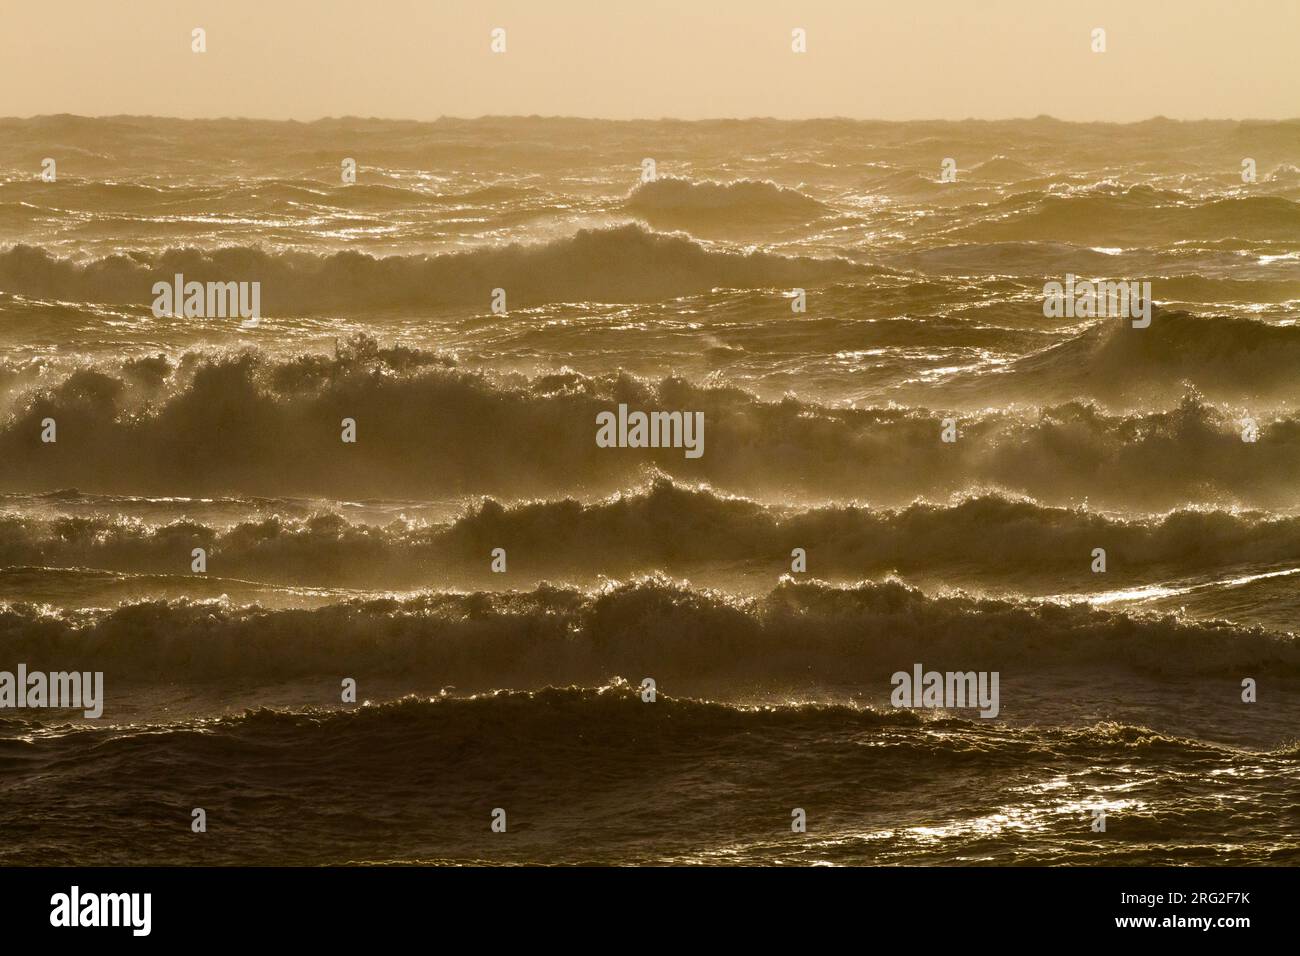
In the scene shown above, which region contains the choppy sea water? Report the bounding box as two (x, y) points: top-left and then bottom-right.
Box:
(0, 116), (1297, 865)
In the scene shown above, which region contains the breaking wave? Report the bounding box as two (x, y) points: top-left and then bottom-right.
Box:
(1, 577), (1294, 681)
(0, 224), (862, 311)
(2, 346), (1300, 507)
(5, 480), (1300, 590)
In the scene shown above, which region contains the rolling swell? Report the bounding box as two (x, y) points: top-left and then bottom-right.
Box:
(2, 684), (1294, 865)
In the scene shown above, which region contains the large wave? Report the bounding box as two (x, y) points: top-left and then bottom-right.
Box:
(2, 577), (1294, 682)
(0, 224), (862, 311)
(1, 345), (1298, 506)
(5, 682), (1292, 866)
(5, 480), (1300, 590)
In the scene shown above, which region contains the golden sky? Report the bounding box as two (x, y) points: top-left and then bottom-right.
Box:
(1, 0), (1296, 121)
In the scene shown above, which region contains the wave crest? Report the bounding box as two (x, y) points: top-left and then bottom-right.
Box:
(1, 577), (1293, 682)
(0, 225), (859, 311)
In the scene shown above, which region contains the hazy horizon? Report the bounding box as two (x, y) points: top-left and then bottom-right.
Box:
(6, 112), (1300, 124)
(3, 0), (1298, 122)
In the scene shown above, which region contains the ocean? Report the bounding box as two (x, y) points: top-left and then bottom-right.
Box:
(0, 115), (1297, 865)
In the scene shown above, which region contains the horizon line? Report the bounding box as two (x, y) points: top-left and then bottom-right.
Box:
(5, 113), (1300, 126)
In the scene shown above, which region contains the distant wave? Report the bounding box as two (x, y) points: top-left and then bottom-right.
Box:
(0, 225), (862, 311)
(885, 240), (1138, 275)
(878, 239), (1290, 280)
(950, 308), (1300, 404)
(950, 190), (1300, 243)
(967, 156), (1039, 183)
(1, 577), (1294, 682)
(0, 177), (545, 216)
(625, 177), (827, 224)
